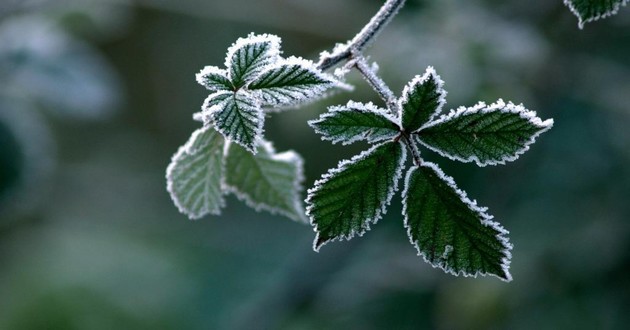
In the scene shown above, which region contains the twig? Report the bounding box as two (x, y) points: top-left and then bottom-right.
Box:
(316, 0), (406, 71)
(352, 52), (399, 115)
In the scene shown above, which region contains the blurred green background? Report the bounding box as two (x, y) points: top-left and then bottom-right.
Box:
(1, 0), (629, 329)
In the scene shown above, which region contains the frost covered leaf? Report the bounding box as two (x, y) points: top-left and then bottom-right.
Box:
(196, 66), (233, 92)
(166, 126), (226, 219)
(564, 0), (628, 28)
(307, 142), (406, 250)
(248, 57), (338, 107)
(226, 33), (281, 88)
(225, 141), (306, 222)
(403, 162), (512, 281)
(206, 91), (263, 153)
(399, 66), (446, 133)
(416, 100), (553, 166)
(308, 101), (400, 145)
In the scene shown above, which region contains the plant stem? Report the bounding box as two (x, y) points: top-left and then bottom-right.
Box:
(403, 134), (422, 166)
(317, 0), (406, 71)
(352, 52), (399, 115)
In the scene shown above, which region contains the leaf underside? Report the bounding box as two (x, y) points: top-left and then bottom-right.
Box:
(248, 58), (336, 107)
(225, 141), (306, 222)
(166, 126), (226, 219)
(209, 91), (262, 153)
(400, 66), (446, 133)
(403, 162), (512, 281)
(417, 101), (553, 166)
(308, 102), (400, 145)
(564, 0), (628, 28)
(307, 141), (406, 250)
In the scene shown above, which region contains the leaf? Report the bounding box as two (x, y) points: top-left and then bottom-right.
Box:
(226, 33), (281, 88)
(307, 142), (407, 251)
(205, 91), (263, 153)
(416, 100), (553, 166)
(166, 126), (226, 219)
(224, 141), (306, 222)
(399, 66), (446, 133)
(402, 162), (512, 281)
(196, 66), (233, 92)
(248, 57), (338, 107)
(564, 0), (628, 28)
(308, 101), (400, 145)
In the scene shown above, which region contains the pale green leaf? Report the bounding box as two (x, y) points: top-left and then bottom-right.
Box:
(564, 0), (628, 28)
(307, 141), (407, 250)
(226, 33), (281, 88)
(196, 66), (233, 92)
(402, 162), (512, 281)
(225, 141), (306, 222)
(399, 66), (446, 133)
(166, 126), (226, 219)
(248, 57), (337, 107)
(308, 101), (400, 145)
(416, 100), (553, 166)
(204, 91), (263, 154)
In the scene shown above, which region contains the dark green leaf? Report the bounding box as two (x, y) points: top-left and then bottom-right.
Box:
(226, 34), (281, 88)
(416, 100), (553, 166)
(402, 162), (512, 281)
(248, 57), (337, 107)
(399, 66), (446, 133)
(225, 141), (306, 222)
(564, 0), (628, 28)
(196, 66), (233, 92)
(166, 126), (226, 219)
(309, 101), (400, 145)
(307, 142), (407, 250)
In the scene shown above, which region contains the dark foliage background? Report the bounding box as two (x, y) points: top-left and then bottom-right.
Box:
(1, 0), (629, 329)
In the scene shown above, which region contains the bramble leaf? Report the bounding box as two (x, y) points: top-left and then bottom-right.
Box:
(416, 100), (553, 166)
(226, 33), (281, 88)
(248, 57), (338, 107)
(564, 0), (628, 28)
(307, 142), (406, 250)
(203, 91), (263, 153)
(196, 66), (233, 92)
(403, 162), (512, 281)
(225, 141), (306, 222)
(308, 101), (400, 145)
(399, 66), (446, 133)
(166, 126), (226, 219)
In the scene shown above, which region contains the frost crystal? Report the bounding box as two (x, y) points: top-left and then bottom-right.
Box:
(564, 0), (629, 29)
(399, 66), (447, 132)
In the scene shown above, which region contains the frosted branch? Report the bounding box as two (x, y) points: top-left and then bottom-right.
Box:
(352, 52), (398, 115)
(317, 0), (406, 71)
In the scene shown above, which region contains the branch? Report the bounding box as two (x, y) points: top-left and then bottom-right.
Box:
(352, 52), (398, 115)
(316, 0), (406, 71)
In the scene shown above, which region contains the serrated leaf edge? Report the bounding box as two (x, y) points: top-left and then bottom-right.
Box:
(223, 141), (307, 222)
(224, 33), (282, 75)
(195, 66), (232, 92)
(398, 65), (447, 126)
(402, 162), (513, 282)
(416, 99), (554, 167)
(206, 91), (264, 154)
(564, 0), (629, 29)
(166, 126), (226, 219)
(306, 141), (407, 251)
(308, 100), (400, 145)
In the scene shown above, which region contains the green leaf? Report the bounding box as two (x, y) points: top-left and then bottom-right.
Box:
(308, 101), (400, 145)
(307, 142), (407, 250)
(203, 91), (263, 154)
(564, 0), (628, 28)
(226, 33), (281, 88)
(225, 141), (306, 222)
(248, 57), (337, 107)
(196, 66), (233, 92)
(166, 126), (226, 219)
(416, 100), (553, 166)
(399, 66), (446, 133)
(402, 162), (512, 281)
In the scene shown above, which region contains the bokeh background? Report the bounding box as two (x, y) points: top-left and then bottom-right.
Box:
(1, 0), (629, 329)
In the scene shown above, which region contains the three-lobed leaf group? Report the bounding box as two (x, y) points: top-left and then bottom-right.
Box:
(308, 66), (553, 281)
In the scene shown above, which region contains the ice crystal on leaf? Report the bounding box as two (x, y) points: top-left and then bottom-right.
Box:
(307, 65), (552, 281)
(564, 0), (629, 28)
